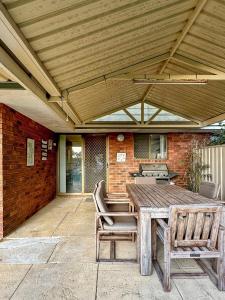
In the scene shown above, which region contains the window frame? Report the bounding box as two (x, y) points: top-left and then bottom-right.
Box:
(134, 134), (167, 160)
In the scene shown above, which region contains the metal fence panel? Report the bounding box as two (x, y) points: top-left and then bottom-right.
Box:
(201, 145), (225, 201)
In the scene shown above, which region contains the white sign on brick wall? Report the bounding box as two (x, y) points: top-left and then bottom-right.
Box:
(117, 152), (126, 162)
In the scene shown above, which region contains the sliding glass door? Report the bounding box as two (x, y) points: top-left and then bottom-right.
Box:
(59, 135), (83, 193)
(58, 134), (107, 194)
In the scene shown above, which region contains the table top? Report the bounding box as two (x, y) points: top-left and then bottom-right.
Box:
(126, 184), (218, 209)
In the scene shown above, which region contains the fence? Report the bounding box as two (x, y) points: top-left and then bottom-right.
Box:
(200, 145), (225, 201)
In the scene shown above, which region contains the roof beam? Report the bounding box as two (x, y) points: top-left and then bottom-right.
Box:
(145, 109), (161, 125)
(49, 95), (82, 124)
(123, 109), (140, 125)
(110, 74), (225, 80)
(0, 2), (61, 96)
(75, 123), (201, 129)
(141, 0), (208, 102)
(0, 46), (75, 129)
(171, 0), (207, 55)
(172, 54), (225, 75)
(67, 53), (169, 94)
(145, 99), (202, 125)
(202, 113), (225, 126)
(83, 100), (141, 123)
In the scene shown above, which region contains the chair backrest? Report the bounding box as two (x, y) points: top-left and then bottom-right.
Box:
(199, 181), (220, 200)
(135, 177), (156, 184)
(168, 204), (222, 249)
(93, 183), (114, 225)
(92, 182), (100, 213)
(98, 180), (107, 197)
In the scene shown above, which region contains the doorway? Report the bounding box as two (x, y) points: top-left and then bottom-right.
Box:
(58, 134), (107, 194)
(84, 135), (107, 193)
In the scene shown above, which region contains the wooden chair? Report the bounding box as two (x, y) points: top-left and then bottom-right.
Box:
(98, 179), (129, 199)
(93, 183), (138, 262)
(153, 204), (224, 292)
(98, 180), (134, 212)
(199, 181), (221, 200)
(134, 177), (156, 184)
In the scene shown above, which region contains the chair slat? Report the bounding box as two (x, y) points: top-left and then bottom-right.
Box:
(202, 213), (214, 240)
(209, 207), (222, 248)
(193, 212), (204, 240)
(169, 207), (178, 245)
(176, 213), (187, 241)
(185, 213), (196, 240)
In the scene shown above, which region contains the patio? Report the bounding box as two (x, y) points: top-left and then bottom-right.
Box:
(0, 195), (224, 300)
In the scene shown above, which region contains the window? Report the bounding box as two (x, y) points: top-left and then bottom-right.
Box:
(134, 134), (167, 160)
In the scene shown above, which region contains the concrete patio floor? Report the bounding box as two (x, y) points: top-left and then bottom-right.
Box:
(0, 196), (224, 299)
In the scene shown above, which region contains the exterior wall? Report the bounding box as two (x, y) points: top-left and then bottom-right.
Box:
(108, 133), (208, 193)
(0, 104), (57, 238)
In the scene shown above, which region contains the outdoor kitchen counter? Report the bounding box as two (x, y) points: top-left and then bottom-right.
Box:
(126, 184), (221, 276)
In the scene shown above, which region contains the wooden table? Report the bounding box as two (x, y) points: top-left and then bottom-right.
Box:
(126, 184), (220, 276)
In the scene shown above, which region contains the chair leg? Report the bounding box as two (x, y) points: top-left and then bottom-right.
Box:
(135, 232), (139, 263)
(110, 240), (116, 260)
(164, 229), (171, 292)
(96, 232), (100, 262)
(217, 228), (225, 291)
(152, 220), (157, 260)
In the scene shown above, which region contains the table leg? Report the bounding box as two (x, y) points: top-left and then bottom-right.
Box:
(139, 208), (152, 275)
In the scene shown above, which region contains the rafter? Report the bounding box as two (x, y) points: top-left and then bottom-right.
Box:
(0, 2), (61, 96)
(141, 0), (208, 102)
(123, 109), (140, 125)
(83, 100), (141, 124)
(172, 54), (225, 75)
(110, 74), (225, 80)
(49, 94), (82, 124)
(145, 99), (202, 125)
(202, 113), (225, 127)
(0, 46), (75, 129)
(67, 53), (169, 94)
(145, 109), (161, 125)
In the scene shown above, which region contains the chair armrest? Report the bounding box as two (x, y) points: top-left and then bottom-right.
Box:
(107, 193), (128, 197)
(104, 197), (131, 201)
(96, 212), (138, 217)
(156, 219), (169, 230)
(105, 200), (131, 204)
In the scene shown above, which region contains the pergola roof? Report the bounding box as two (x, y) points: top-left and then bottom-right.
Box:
(1, 0), (225, 131)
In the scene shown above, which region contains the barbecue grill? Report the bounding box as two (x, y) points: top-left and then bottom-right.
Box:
(130, 163), (178, 183)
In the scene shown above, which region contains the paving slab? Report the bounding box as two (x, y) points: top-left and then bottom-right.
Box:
(0, 237), (60, 264)
(7, 211), (67, 238)
(97, 265), (182, 300)
(42, 196), (83, 213)
(174, 278), (225, 300)
(53, 212), (95, 237)
(0, 264), (31, 300)
(49, 236), (96, 263)
(11, 263), (97, 300)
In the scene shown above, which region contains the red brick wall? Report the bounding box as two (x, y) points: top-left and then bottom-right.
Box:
(0, 108), (3, 239)
(108, 133), (208, 193)
(0, 104), (57, 238)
